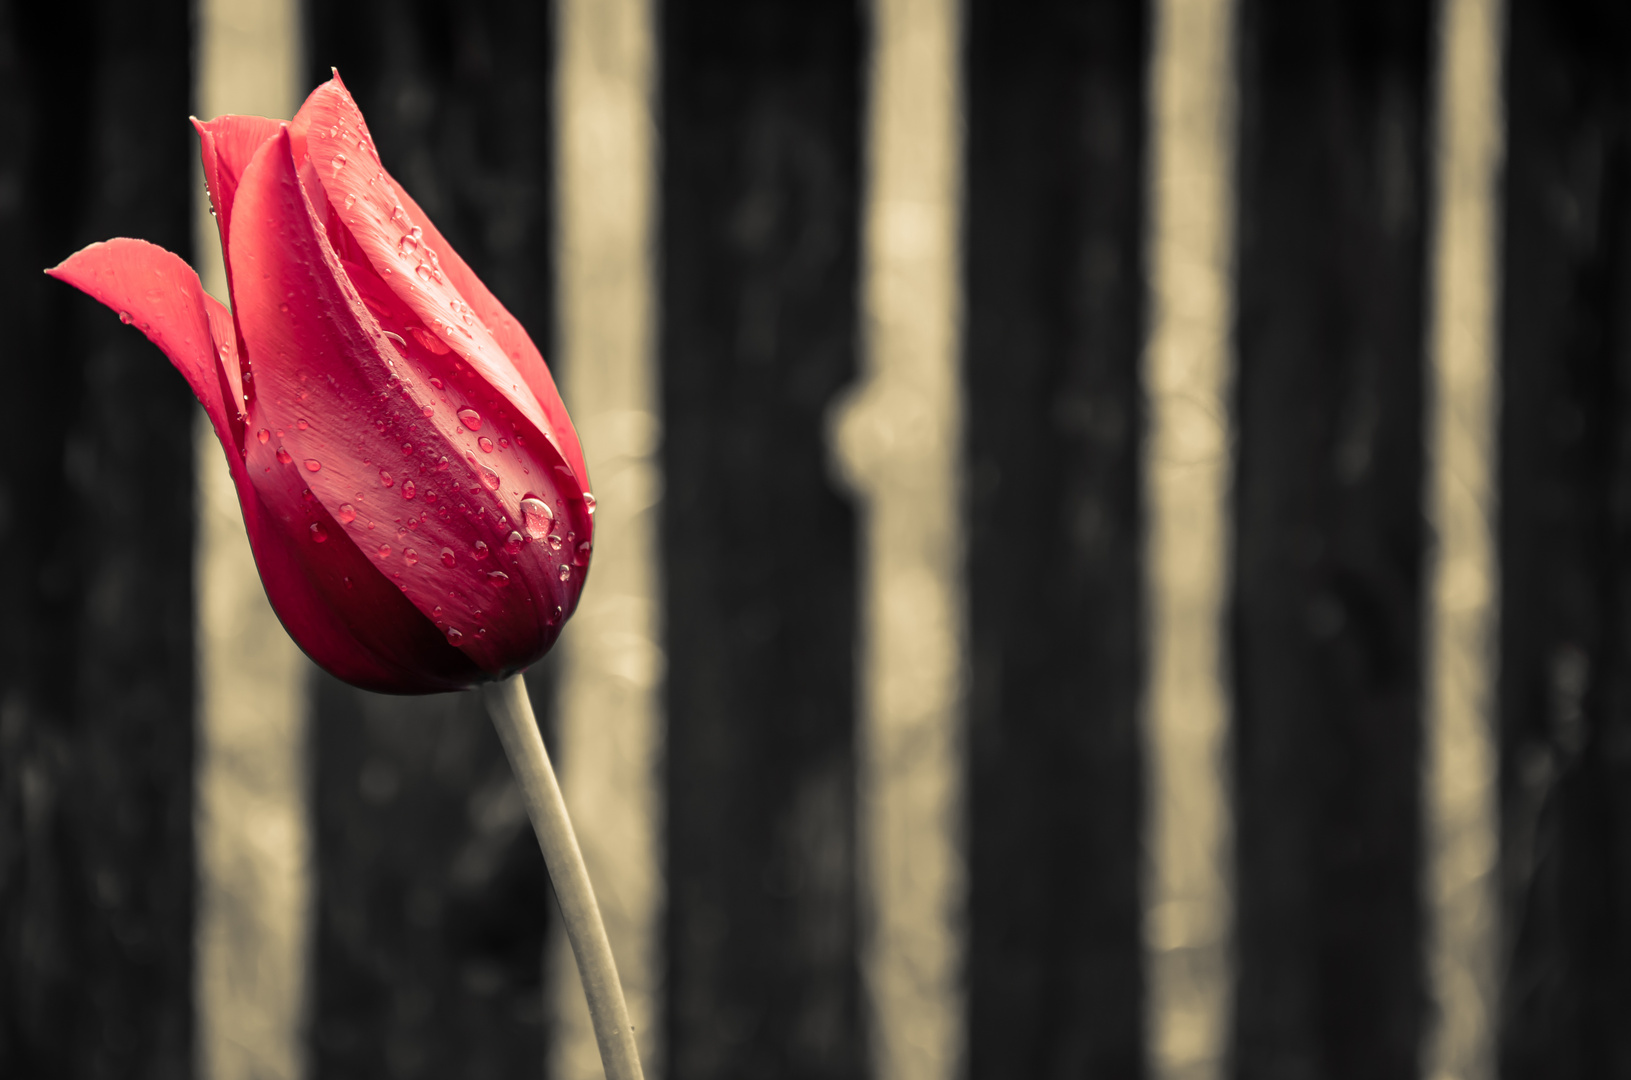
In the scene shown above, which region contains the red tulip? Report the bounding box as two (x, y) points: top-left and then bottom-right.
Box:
(48, 74), (592, 693)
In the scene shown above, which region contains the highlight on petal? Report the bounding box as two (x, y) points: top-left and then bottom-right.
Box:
(295, 74), (590, 491)
(228, 126), (584, 676)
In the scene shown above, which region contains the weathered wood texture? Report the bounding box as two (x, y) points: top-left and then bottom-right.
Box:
(0, 1), (197, 1075)
(1230, 1), (1432, 1075)
(660, 2), (865, 1076)
(962, 1), (1149, 1075)
(302, 4), (559, 1075)
(1498, 1), (1631, 1075)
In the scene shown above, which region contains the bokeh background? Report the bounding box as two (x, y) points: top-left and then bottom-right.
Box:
(4, 0), (1630, 1078)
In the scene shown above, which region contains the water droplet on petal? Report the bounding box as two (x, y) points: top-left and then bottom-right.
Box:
(558, 564), (571, 582)
(304, 459), (322, 472)
(520, 496), (554, 540)
(343, 193), (357, 210)
(430, 377), (444, 390)
(377, 543), (391, 558)
(276, 448), (293, 465)
(415, 264), (432, 282)
(436, 456), (449, 472)
(546, 533), (563, 552)
(583, 493), (597, 514)
(297, 418), (309, 430)
(457, 408), (482, 431)
(551, 605), (564, 625)
(338, 503), (357, 524)
(487, 571), (510, 587)
(445, 626), (464, 644)
(440, 547), (456, 568)
(422, 405), (436, 418)
(310, 523), (328, 542)
(257, 428), (270, 444)
(379, 470), (394, 487)
(404, 549), (419, 566)
(118, 310), (133, 324)
(402, 480), (416, 500)
(504, 531), (524, 555)
(478, 437), (494, 453)
(575, 540), (592, 566)
(331, 153), (347, 174)
(473, 540), (490, 560)
(402, 442), (413, 455)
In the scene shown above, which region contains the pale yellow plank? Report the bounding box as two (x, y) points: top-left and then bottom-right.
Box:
(553, 0), (664, 1076)
(192, 2), (310, 1079)
(1142, 0), (1239, 1077)
(1423, 1), (1504, 1077)
(830, 1), (966, 1077)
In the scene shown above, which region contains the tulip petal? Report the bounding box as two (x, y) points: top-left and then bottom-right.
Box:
(195, 114), (284, 415)
(294, 75), (590, 491)
(48, 238), (243, 449)
(229, 127), (584, 675)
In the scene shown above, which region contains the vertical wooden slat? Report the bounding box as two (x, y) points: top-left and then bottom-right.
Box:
(662, 1), (865, 1075)
(1497, 1), (1631, 1075)
(1142, 0), (1237, 1076)
(553, 0), (662, 1075)
(962, 0), (1148, 1075)
(0, 1), (196, 1073)
(302, 5), (560, 1075)
(1230, 1), (1433, 1076)
(192, 3), (310, 1078)
(1425, 0), (1504, 1077)
(831, 0), (966, 1077)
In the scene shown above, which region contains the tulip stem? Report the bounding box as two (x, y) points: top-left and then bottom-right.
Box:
(482, 674), (644, 1080)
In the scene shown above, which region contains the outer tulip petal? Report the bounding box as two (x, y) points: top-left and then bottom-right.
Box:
(294, 75), (590, 490)
(229, 127), (584, 675)
(48, 239), (243, 449)
(47, 239), (482, 692)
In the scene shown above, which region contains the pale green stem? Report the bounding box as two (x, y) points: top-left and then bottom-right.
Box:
(481, 674), (644, 1080)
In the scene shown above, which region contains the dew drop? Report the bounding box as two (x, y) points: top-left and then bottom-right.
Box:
(117, 310), (132, 323)
(575, 540), (592, 566)
(422, 405), (435, 418)
(297, 418), (309, 430)
(558, 564), (571, 582)
(432, 605), (444, 621)
(473, 540), (490, 560)
(343, 193), (356, 210)
(430, 377), (444, 390)
(499, 438), (510, 451)
(404, 548), (419, 566)
(445, 626), (464, 644)
(583, 492), (597, 514)
(415, 264), (432, 283)
(550, 605), (564, 625)
(310, 523), (328, 542)
(402, 442), (413, 455)
(276, 448), (293, 465)
(478, 437), (494, 453)
(379, 470), (394, 487)
(257, 428), (270, 444)
(440, 547), (456, 568)
(487, 571), (510, 588)
(546, 533), (563, 552)
(435, 456), (449, 472)
(457, 408), (482, 431)
(519, 496), (554, 540)
(304, 459), (321, 472)
(377, 543), (391, 558)
(332, 153), (347, 174)
(504, 531), (524, 555)
(402, 480), (416, 500)
(337, 503), (357, 524)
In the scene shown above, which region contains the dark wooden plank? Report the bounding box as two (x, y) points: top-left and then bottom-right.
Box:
(0, 1), (197, 1074)
(302, 5), (560, 1075)
(962, 1), (1148, 1074)
(660, 2), (864, 1075)
(1230, 1), (1431, 1075)
(1498, 2), (1631, 1075)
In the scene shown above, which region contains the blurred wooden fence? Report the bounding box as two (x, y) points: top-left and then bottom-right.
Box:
(5, 0), (1631, 1078)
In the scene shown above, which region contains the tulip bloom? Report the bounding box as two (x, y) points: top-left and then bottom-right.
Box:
(49, 75), (591, 693)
